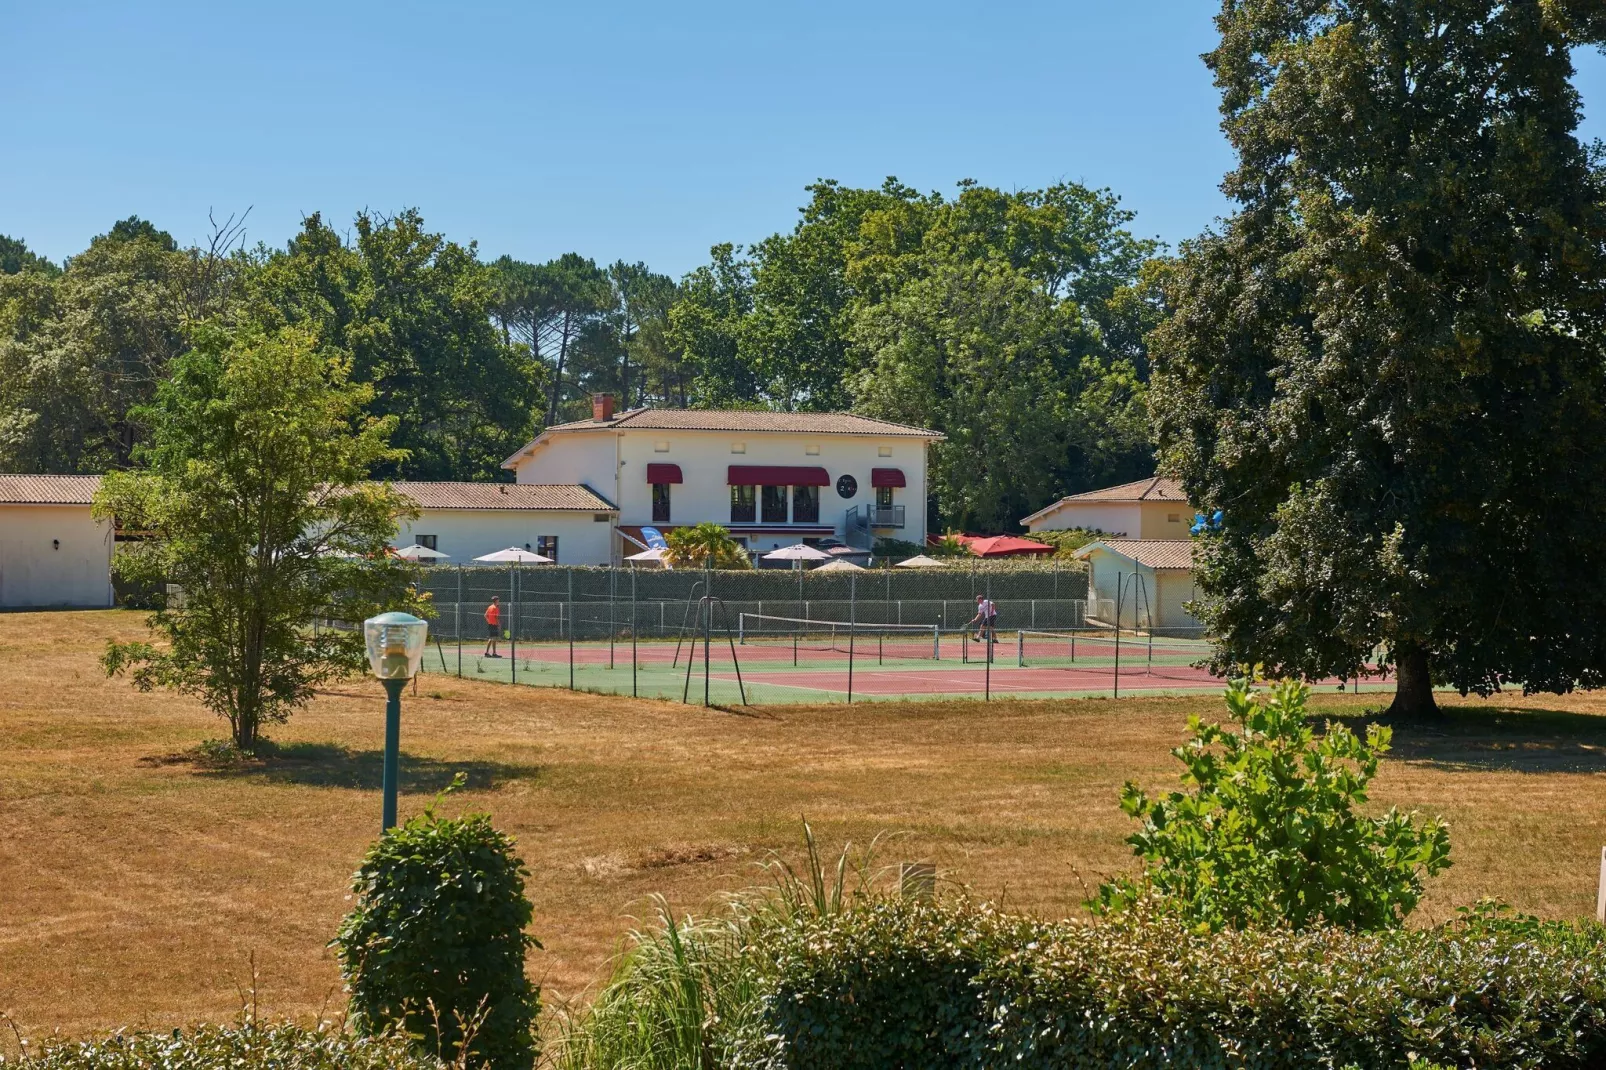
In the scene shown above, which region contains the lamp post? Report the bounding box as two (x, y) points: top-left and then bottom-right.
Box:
(363, 611), (429, 832)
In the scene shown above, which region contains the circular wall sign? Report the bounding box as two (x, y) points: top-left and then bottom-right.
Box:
(835, 474), (858, 499)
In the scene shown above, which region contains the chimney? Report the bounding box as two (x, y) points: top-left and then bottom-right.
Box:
(592, 393), (615, 422)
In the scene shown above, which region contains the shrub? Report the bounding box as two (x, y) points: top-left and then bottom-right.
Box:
(0, 1021), (442, 1070)
(665, 523), (752, 569)
(1095, 677), (1452, 931)
(332, 805), (540, 1070)
(742, 898), (1606, 1069)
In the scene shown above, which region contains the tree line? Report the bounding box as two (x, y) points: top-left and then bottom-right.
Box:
(0, 178), (1166, 531)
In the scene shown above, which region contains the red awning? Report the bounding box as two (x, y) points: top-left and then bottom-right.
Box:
(727, 465), (829, 486)
(646, 463), (683, 484)
(870, 468), (906, 488)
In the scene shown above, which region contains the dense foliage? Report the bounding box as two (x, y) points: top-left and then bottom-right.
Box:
(332, 806), (540, 1070)
(664, 521), (753, 569)
(4, 179), (1165, 531)
(1148, 1), (1606, 714)
(96, 324), (418, 749)
(1096, 678), (1451, 931)
(739, 899), (1606, 1070)
(0, 1021), (443, 1070)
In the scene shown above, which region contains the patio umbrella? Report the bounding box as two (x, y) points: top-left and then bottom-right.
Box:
(394, 543), (449, 561)
(814, 558), (865, 571)
(962, 535), (1053, 558)
(473, 547), (554, 564)
(762, 543), (834, 563)
(894, 554), (948, 568)
(625, 546), (668, 566)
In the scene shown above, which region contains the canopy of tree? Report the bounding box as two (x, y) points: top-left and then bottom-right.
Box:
(1149, 1), (1606, 714)
(2, 182), (1166, 531)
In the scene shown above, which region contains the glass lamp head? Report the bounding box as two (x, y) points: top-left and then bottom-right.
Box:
(364, 611), (428, 680)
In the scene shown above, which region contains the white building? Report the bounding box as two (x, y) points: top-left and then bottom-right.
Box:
(500, 398), (942, 561)
(391, 482), (616, 565)
(1021, 476), (1192, 540)
(1074, 539), (1199, 633)
(0, 475), (115, 609)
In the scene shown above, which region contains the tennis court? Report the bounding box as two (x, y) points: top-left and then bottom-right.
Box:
(418, 615), (1394, 705)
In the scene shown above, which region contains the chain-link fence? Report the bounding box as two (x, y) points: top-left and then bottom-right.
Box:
(400, 563), (1217, 706)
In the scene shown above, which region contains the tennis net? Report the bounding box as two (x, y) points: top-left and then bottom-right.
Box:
(737, 612), (942, 662)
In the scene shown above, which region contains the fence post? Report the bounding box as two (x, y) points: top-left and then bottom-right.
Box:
(847, 571), (856, 704)
(631, 568), (638, 698)
(984, 574), (992, 702)
(568, 568), (576, 691)
(1597, 847), (1606, 924)
(509, 565), (517, 686)
(456, 565), (462, 679)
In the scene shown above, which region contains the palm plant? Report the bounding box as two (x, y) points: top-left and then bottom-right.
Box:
(664, 522), (751, 570)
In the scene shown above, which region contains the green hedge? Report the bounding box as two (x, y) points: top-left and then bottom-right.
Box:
(0, 1022), (442, 1070)
(741, 899), (1606, 1069)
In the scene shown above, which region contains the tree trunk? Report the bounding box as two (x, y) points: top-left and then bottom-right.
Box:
(1386, 644), (1438, 718)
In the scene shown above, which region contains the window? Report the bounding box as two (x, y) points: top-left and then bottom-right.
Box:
(593, 513), (611, 523)
(1167, 513), (1181, 523)
(876, 486), (894, 509)
(731, 442), (746, 454)
(416, 534), (438, 550)
(730, 484), (756, 523)
(761, 485), (789, 523)
(793, 484), (820, 523)
(804, 443), (820, 456)
(653, 441), (670, 453)
(878, 445), (893, 457)
(536, 535), (559, 561)
(652, 482), (671, 523)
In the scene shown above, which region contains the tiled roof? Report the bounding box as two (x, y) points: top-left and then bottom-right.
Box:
(1075, 539), (1195, 570)
(1020, 477), (1188, 525)
(0, 474), (103, 505)
(514, 405), (937, 456)
(392, 482), (616, 511)
(1060, 476), (1186, 503)
(546, 407), (939, 436)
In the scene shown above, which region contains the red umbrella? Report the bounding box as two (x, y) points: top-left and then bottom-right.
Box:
(962, 535), (1054, 558)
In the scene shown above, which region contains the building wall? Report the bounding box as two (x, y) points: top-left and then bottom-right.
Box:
(1028, 500), (1191, 540)
(1137, 502), (1192, 540)
(0, 504), (114, 608)
(513, 429), (931, 554)
(1027, 502), (1143, 538)
(395, 509), (615, 566)
(1154, 570), (1200, 631)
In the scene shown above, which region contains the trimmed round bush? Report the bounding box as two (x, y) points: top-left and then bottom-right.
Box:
(332, 807), (539, 1070)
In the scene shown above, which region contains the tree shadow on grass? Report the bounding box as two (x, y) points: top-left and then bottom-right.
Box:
(147, 741), (541, 792)
(1356, 706), (1606, 774)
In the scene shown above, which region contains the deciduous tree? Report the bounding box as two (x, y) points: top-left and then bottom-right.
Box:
(1149, 1), (1606, 715)
(97, 324), (419, 750)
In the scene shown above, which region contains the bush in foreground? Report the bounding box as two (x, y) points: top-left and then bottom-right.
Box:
(0, 1021), (442, 1070)
(332, 805), (540, 1070)
(1096, 677), (1452, 931)
(742, 898), (1606, 1069)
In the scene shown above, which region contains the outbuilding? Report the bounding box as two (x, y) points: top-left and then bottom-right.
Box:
(1073, 539), (1199, 635)
(1021, 476), (1192, 540)
(391, 482), (618, 565)
(0, 475), (114, 609)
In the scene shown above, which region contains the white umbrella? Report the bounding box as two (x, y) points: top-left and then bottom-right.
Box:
(894, 554), (948, 569)
(394, 543), (449, 561)
(814, 558), (865, 571)
(763, 543), (834, 562)
(473, 546), (554, 564)
(625, 546), (668, 564)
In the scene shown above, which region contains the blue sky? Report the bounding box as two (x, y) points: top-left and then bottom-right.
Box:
(4, 2), (1603, 276)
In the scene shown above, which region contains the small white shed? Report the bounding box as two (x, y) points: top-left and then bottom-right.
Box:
(0, 475), (114, 609)
(1073, 539), (1199, 634)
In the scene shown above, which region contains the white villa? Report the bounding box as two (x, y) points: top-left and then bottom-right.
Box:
(0, 399), (942, 605)
(499, 396), (942, 562)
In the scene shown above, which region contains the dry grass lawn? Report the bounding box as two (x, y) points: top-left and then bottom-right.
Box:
(4, 610), (1606, 1040)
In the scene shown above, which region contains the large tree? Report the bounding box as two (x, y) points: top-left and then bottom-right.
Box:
(252, 211), (538, 480)
(1149, 2), (1606, 714)
(97, 324), (418, 750)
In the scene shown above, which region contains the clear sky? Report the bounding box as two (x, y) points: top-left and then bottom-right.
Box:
(4, 2), (1603, 276)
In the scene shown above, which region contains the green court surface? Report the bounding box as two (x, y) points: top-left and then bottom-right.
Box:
(415, 634), (1396, 705)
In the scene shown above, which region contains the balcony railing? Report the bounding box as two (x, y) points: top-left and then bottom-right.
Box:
(845, 504), (906, 548)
